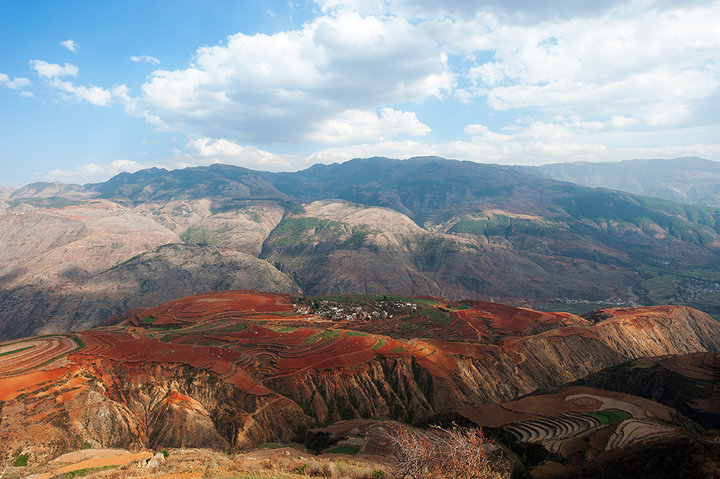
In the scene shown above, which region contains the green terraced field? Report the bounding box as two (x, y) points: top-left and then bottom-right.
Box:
(583, 409), (633, 425)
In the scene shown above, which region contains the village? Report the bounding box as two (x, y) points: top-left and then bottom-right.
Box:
(294, 297), (419, 321)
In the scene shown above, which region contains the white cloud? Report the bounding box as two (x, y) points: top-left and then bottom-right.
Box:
(130, 55), (161, 65)
(49, 79), (115, 106)
(60, 39), (78, 52)
(136, 11), (452, 144)
(0, 73), (31, 89)
(19, 91), (35, 98)
(29, 60), (129, 107)
(454, 3), (720, 127)
(186, 137), (292, 170)
(42, 159), (146, 184)
(308, 108), (430, 143)
(30, 60), (79, 78)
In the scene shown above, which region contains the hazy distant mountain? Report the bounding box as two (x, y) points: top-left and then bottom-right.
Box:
(533, 157), (720, 207)
(2, 157), (720, 339)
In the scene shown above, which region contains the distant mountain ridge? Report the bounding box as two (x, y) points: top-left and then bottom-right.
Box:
(532, 157), (720, 207)
(2, 156), (720, 339)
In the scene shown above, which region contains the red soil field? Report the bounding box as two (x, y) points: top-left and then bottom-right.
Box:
(1, 290), (707, 413)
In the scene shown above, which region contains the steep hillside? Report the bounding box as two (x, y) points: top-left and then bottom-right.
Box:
(3, 157), (720, 340)
(574, 351), (720, 430)
(533, 157), (720, 208)
(1, 290), (718, 464)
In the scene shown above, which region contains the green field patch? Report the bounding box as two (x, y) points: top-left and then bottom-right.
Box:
(583, 409), (632, 425)
(146, 324), (183, 331)
(69, 336), (86, 348)
(138, 316), (157, 324)
(390, 346), (405, 354)
(447, 301), (472, 311)
(325, 445), (361, 455)
(418, 308), (453, 324)
(372, 338), (386, 350)
(275, 326), (299, 332)
(62, 465), (119, 477)
(345, 331), (367, 336)
(0, 345), (34, 357)
(204, 322), (249, 333)
(300, 329), (340, 347)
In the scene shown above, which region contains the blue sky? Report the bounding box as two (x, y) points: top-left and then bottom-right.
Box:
(1, 0), (719, 187)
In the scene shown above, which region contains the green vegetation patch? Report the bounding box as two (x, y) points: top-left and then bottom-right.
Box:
(0, 345), (34, 357)
(325, 445), (361, 455)
(274, 326), (299, 333)
(61, 465), (119, 477)
(271, 217), (344, 246)
(7, 197), (87, 209)
(138, 315), (157, 324)
(583, 408), (632, 425)
(300, 329), (340, 347)
(345, 331), (367, 336)
(450, 216), (559, 238)
(342, 225), (374, 248)
(13, 453), (29, 467)
(180, 224), (233, 246)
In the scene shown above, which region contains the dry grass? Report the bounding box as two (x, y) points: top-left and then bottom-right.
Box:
(69, 447), (390, 479)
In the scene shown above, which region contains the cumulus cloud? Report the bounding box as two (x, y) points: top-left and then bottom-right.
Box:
(29, 60), (129, 107)
(42, 159), (146, 184)
(130, 55), (160, 65)
(308, 108), (430, 143)
(186, 137), (292, 170)
(136, 11), (451, 144)
(49, 79), (116, 106)
(60, 39), (78, 52)
(454, 3), (720, 127)
(0, 73), (32, 89)
(30, 60), (79, 78)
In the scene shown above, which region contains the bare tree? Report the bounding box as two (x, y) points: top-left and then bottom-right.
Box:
(387, 424), (498, 479)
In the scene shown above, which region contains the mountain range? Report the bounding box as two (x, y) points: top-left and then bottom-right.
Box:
(1, 156), (720, 340)
(532, 156), (720, 208)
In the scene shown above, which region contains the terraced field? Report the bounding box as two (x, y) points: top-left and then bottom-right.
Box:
(0, 290), (467, 402)
(462, 386), (683, 467)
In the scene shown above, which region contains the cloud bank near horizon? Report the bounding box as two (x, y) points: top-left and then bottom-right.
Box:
(6, 0), (720, 185)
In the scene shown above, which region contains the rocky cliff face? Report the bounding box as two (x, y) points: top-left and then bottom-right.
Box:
(1, 292), (718, 464)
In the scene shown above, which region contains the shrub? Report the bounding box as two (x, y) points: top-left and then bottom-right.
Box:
(387, 424), (496, 479)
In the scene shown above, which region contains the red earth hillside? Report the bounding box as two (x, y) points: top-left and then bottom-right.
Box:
(1, 290), (719, 465)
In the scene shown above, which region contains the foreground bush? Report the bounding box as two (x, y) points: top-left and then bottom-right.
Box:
(388, 424), (505, 479)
